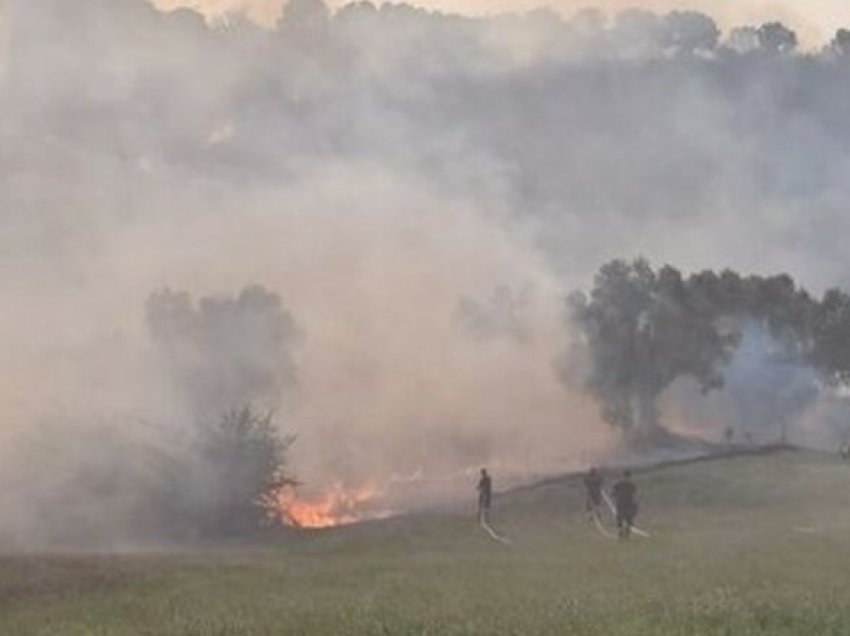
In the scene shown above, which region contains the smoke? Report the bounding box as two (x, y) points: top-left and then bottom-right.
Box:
(153, 0), (846, 50)
(456, 284), (535, 343)
(3, 0), (850, 547)
(665, 322), (825, 445)
(146, 285), (299, 420)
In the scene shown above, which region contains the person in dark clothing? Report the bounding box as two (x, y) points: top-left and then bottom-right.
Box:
(612, 470), (638, 539)
(477, 468), (492, 524)
(583, 467), (604, 520)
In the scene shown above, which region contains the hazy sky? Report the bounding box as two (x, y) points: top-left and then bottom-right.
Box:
(152, 0), (848, 45)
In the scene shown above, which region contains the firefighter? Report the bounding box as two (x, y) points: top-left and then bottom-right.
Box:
(477, 468), (492, 524)
(583, 467), (604, 520)
(611, 470), (638, 539)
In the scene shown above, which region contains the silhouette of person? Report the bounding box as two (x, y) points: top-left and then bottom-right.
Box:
(612, 470), (638, 539)
(583, 467), (604, 520)
(477, 468), (492, 524)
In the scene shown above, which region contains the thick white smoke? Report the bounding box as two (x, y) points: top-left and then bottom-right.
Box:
(2, 0), (850, 546)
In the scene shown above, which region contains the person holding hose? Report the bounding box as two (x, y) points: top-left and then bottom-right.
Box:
(477, 468), (492, 524)
(612, 470), (638, 539)
(583, 467), (604, 521)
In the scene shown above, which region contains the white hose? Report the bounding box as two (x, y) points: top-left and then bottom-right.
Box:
(590, 509), (616, 539)
(480, 519), (512, 545)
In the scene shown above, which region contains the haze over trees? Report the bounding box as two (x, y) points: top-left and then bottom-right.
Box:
(146, 285), (300, 420)
(568, 260), (850, 445)
(142, 285), (300, 538)
(7, 0), (850, 548)
(1, 286), (301, 547)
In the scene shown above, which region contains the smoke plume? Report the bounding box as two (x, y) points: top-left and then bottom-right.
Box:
(146, 285), (299, 420)
(3, 0), (850, 547)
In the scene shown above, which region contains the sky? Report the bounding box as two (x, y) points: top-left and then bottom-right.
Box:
(152, 0), (849, 46)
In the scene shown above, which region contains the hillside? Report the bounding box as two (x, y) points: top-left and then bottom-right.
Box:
(3, 448), (850, 635)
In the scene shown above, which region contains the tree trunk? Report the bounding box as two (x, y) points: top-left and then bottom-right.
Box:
(625, 390), (667, 448)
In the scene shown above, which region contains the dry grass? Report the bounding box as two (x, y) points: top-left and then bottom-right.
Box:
(3, 449), (850, 635)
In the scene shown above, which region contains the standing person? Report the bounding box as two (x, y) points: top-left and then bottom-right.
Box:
(583, 467), (604, 520)
(612, 470), (638, 539)
(477, 468), (493, 524)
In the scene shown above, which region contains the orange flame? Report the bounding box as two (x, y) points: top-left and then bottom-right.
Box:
(277, 483), (387, 529)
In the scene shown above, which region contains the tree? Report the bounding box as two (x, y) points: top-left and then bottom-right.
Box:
(145, 286), (301, 539)
(569, 259), (735, 443)
(662, 11), (720, 56)
(198, 407), (296, 538)
(757, 22), (797, 54)
(146, 285), (300, 420)
(811, 289), (850, 384)
(279, 0), (330, 34)
(830, 28), (850, 58)
(568, 260), (850, 447)
(726, 26), (760, 54)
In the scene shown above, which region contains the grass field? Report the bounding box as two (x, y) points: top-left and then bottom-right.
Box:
(3, 448), (850, 635)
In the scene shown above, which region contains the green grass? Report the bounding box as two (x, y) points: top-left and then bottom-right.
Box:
(4, 449), (850, 635)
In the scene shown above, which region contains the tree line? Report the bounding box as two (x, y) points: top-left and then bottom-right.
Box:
(568, 259), (850, 445)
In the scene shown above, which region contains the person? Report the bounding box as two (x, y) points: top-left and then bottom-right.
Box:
(611, 470), (638, 539)
(583, 467), (604, 520)
(477, 468), (492, 524)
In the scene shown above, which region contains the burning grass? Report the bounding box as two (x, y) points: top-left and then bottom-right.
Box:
(276, 483), (391, 529)
(4, 449), (850, 635)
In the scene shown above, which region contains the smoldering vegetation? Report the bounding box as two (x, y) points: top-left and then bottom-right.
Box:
(3, 0), (850, 547)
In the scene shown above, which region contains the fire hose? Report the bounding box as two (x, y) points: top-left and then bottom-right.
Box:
(480, 519), (512, 545)
(590, 509), (616, 539)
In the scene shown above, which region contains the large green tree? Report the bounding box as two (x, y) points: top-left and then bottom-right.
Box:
(569, 259), (735, 443)
(569, 259), (850, 445)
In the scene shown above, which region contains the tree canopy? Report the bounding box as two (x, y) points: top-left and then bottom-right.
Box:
(569, 259), (850, 444)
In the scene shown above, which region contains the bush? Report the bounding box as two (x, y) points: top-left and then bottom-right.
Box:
(196, 407), (296, 538)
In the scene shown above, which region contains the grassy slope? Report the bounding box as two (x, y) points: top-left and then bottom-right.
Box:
(3, 449), (850, 635)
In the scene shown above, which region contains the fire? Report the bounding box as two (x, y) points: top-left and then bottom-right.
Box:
(277, 483), (388, 529)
